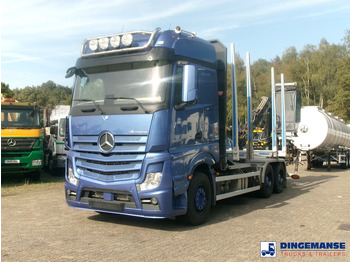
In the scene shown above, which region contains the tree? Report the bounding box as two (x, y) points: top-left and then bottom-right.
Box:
(312, 39), (347, 108)
(327, 55), (350, 122)
(226, 53), (246, 127)
(10, 81), (72, 109)
(1, 82), (14, 98)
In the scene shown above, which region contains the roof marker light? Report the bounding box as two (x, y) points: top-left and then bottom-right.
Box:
(110, 35), (120, 48)
(99, 37), (109, 50)
(121, 33), (133, 47)
(89, 39), (98, 52)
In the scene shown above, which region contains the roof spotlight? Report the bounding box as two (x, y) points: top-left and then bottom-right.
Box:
(175, 26), (182, 34)
(121, 33), (133, 47)
(110, 35), (120, 48)
(99, 37), (109, 50)
(89, 39), (98, 52)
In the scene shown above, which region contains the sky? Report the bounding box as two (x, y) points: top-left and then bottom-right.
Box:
(1, 0), (350, 89)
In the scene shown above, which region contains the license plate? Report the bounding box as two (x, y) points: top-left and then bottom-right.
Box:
(5, 160), (20, 164)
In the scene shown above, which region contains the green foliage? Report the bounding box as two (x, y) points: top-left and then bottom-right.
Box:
(244, 29), (350, 123)
(3, 81), (72, 110)
(327, 56), (350, 121)
(1, 82), (14, 98)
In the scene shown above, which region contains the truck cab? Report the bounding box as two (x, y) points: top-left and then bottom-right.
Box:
(65, 27), (285, 225)
(45, 105), (70, 173)
(1, 98), (43, 180)
(65, 28), (224, 221)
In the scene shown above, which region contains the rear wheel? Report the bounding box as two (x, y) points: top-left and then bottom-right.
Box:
(273, 163), (286, 193)
(259, 164), (274, 198)
(179, 172), (212, 226)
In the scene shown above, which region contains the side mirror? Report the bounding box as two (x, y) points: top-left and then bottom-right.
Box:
(182, 65), (197, 103)
(50, 126), (57, 136)
(65, 67), (77, 79)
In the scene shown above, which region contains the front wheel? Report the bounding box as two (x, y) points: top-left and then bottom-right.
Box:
(178, 172), (212, 226)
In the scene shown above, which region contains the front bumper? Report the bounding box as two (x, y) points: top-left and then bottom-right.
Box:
(65, 181), (181, 219)
(1, 150), (43, 173)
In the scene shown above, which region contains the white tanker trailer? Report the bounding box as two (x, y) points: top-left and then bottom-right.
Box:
(293, 106), (350, 169)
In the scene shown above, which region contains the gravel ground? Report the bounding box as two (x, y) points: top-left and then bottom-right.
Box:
(1, 166), (349, 261)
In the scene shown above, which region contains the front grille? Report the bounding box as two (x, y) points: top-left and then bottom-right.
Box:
(73, 135), (147, 181)
(1, 137), (38, 152)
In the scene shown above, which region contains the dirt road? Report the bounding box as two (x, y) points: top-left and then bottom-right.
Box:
(2, 167), (349, 261)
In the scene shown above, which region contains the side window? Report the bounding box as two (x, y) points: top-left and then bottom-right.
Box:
(197, 68), (217, 104)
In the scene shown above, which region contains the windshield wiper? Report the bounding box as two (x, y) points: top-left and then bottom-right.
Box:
(105, 96), (150, 114)
(73, 99), (104, 115)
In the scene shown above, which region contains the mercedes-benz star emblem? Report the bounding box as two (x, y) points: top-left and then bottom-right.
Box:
(98, 132), (115, 152)
(300, 125), (309, 133)
(7, 138), (16, 147)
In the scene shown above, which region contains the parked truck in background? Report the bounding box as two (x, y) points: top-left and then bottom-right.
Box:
(293, 106), (350, 169)
(44, 105), (70, 174)
(64, 27), (289, 225)
(1, 95), (43, 180)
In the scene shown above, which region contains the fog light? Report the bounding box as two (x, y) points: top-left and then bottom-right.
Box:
(151, 197), (158, 205)
(32, 159), (42, 166)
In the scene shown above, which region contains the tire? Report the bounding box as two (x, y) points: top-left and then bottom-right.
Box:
(179, 172), (212, 226)
(273, 163), (286, 193)
(30, 171), (41, 181)
(48, 154), (55, 172)
(259, 164), (274, 198)
(307, 161), (311, 170)
(341, 153), (348, 169)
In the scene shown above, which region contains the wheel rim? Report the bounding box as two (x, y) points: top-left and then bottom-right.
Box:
(195, 187), (206, 212)
(265, 174), (271, 188)
(277, 171), (283, 186)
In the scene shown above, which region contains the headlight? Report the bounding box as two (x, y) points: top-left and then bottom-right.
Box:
(68, 167), (79, 186)
(137, 172), (162, 191)
(32, 160), (42, 166)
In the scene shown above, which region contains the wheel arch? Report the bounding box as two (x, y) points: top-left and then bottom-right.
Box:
(259, 160), (286, 183)
(187, 154), (216, 206)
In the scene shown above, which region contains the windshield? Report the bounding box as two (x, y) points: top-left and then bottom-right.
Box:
(71, 61), (171, 115)
(1, 108), (40, 128)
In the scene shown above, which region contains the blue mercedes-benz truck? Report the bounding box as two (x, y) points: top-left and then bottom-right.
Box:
(65, 27), (287, 225)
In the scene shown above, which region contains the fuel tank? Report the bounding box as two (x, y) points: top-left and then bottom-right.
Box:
(293, 106), (350, 151)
